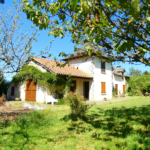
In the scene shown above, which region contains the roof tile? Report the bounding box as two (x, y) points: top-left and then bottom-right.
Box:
(32, 57), (93, 78)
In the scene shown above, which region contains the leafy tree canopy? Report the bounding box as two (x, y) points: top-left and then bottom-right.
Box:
(0, 0), (4, 4)
(128, 75), (150, 96)
(128, 67), (142, 77)
(128, 67), (150, 76)
(0, 2), (39, 80)
(142, 70), (150, 75)
(23, 0), (150, 65)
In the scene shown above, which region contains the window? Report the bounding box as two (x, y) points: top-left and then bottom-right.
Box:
(101, 82), (106, 94)
(123, 85), (125, 92)
(70, 80), (76, 92)
(101, 62), (105, 73)
(11, 87), (15, 96)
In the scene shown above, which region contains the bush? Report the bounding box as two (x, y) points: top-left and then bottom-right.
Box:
(112, 88), (116, 96)
(55, 98), (66, 105)
(128, 75), (150, 96)
(64, 92), (92, 121)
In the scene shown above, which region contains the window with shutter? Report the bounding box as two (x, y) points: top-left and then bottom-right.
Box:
(70, 80), (76, 92)
(101, 62), (105, 73)
(11, 87), (15, 96)
(123, 85), (125, 92)
(101, 82), (106, 94)
(115, 84), (118, 95)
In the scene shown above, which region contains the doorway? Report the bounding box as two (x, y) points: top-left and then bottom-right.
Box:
(25, 79), (36, 102)
(83, 81), (89, 100)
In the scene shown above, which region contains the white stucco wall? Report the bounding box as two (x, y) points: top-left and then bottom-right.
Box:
(68, 56), (113, 101)
(67, 56), (94, 76)
(7, 61), (49, 103)
(7, 81), (26, 101)
(113, 74), (125, 95)
(91, 57), (113, 101)
(28, 60), (47, 72)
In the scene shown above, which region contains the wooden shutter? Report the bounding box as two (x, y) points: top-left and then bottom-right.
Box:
(123, 85), (125, 92)
(101, 82), (106, 93)
(101, 62), (105, 73)
(11, 87), (15, 96)
(70, 80), (76, 92)
(115, 84), (118, 95)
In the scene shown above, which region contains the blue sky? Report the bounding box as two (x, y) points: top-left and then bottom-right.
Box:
(2, 0), (150, 81)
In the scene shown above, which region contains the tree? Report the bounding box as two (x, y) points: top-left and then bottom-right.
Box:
(143, 70), (150, 76)
(0, 73), (9, 96)
(22, 0), (150, 65)
(0, 2), (38, 83)
(0, 0), (4, 4)
(128, 67), (142, 77)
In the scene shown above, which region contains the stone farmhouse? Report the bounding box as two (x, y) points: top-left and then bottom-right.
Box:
(7, 43), (128, 103)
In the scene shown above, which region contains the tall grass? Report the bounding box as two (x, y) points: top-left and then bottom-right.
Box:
(0, 97), (150, 150)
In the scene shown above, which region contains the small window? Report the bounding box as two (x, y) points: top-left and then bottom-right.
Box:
(101, 82), (106, 94)
(11, 87), (15, 96)
(70, 80), (76, 92)
(101, 62), (105, 73)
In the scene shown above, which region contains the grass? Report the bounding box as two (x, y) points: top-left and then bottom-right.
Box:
(0, 96), (150, 150)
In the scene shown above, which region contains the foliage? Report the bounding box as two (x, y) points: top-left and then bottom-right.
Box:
(55, 98), (66, 105)
(13, 65), (72, 88)
(1, 97), (150, 149)
(128, 67), (142, 77)
(143, 70), (150, 76)
(128, 75), (150, 96)
(64, 92), (91, 121)
(22, 0), (150, 65)
(112, 88), (116, 96)
(0, 0), (4, 4)
(0, 2), (38, 80)
(0, 73), (9, 96)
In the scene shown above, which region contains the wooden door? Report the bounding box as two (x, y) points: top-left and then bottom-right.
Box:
(123, 85), (125, 93)
(83, 81), (89, 100)
(25, 79), (36, 102)
(115, 84), (118, 95)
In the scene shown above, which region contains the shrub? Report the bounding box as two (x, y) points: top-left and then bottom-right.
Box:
(128, 75), (150, 96)
(64, 92), (92, 121)
(0, 94), (6, 105)
(55, 98), (66, 105)
(112, 88), (116, 96)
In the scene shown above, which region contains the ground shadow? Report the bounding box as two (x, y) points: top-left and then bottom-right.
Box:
(64, 104), (150, 149)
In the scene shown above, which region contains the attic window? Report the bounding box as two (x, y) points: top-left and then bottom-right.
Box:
(101, 62), (105, 73)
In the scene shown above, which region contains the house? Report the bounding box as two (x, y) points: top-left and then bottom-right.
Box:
(7, 43), (128, 102)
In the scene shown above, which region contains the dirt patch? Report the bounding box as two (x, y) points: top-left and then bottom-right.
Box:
(0, 105), (32, 123)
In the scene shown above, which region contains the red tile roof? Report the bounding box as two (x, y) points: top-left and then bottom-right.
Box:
(31, 57), (93, 78)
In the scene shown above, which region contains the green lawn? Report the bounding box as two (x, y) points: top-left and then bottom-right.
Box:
(1, 97), (150, 150)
